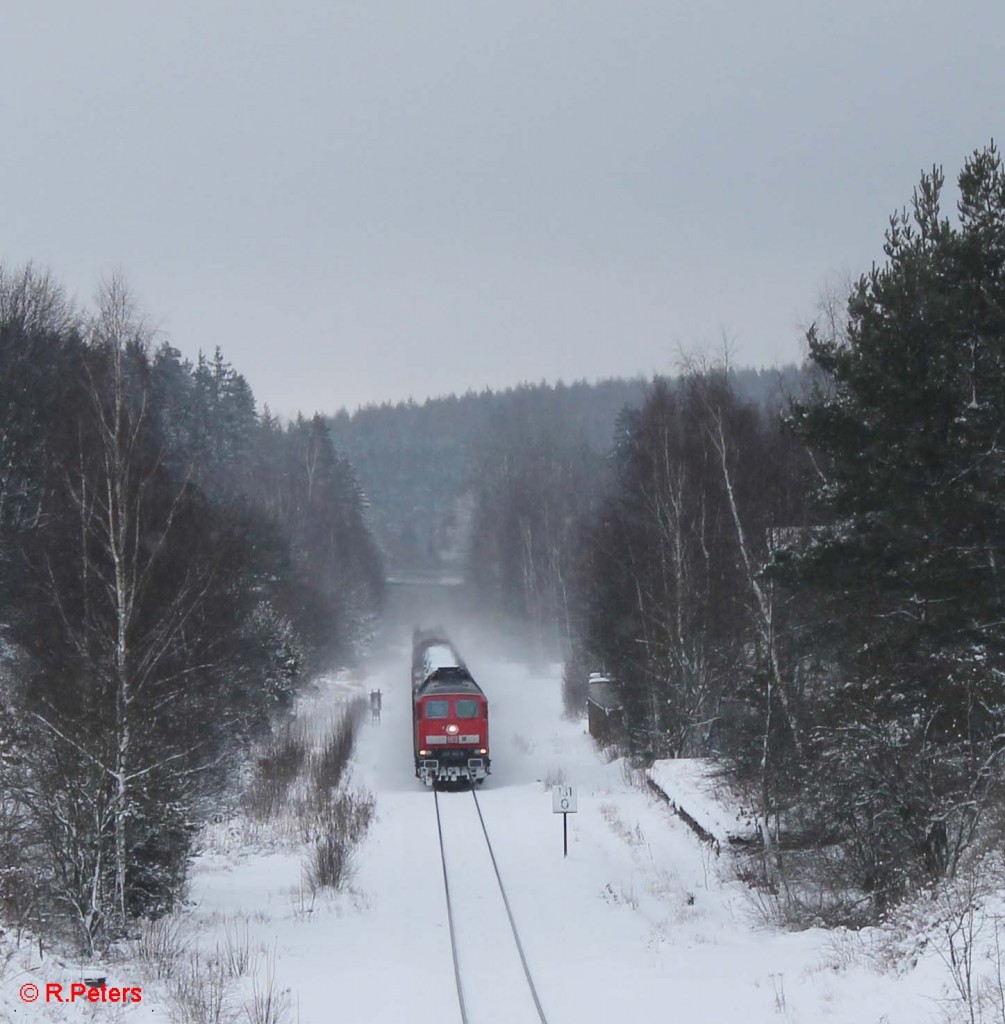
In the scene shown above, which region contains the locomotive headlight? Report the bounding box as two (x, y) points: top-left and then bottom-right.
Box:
(478, 748), (488, 755)
(446, 724), (459, 735)
(419, 749), (430, 757)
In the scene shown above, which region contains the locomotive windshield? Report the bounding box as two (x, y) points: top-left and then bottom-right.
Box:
(424, 699), (449, 719)
(455, 699), (480, 718)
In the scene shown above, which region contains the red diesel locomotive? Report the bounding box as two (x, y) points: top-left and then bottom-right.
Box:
(411, 630), (490, 786)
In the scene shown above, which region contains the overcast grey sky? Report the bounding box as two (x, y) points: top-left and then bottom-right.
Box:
(2, 2), (1002, 416)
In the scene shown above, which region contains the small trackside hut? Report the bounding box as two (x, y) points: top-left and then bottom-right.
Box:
(411, 629), (490, 786)
(587, 672), (623, 746)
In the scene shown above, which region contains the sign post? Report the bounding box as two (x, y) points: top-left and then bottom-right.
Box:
(551, 784), (578, 857)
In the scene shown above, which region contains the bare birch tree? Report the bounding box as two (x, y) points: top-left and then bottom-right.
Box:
(22, 279), (239, 943)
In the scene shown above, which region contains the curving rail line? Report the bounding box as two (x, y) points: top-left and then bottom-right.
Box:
(434, 787), (550, 1024)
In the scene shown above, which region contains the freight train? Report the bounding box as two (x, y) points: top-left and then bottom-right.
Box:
(411, 629), (490, 786)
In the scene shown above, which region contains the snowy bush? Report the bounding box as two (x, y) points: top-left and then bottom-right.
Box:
(168, 949), (235, 1024)
(221, 916), (256, 979)
(132, 915), (190, 981)
(309, 698), (365, 795)
(303, 789), (375, 892)
(245, 721), (310, 821)
(243, 950), (292, 1024)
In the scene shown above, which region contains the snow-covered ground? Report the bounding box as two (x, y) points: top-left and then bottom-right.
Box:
(1, 638), (968, 1022)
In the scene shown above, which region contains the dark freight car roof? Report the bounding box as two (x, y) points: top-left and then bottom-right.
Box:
(416, 666), (484, 697)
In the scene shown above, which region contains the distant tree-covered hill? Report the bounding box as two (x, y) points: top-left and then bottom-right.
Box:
(327, 378), (648, 574)
(328, 368), (802, 579)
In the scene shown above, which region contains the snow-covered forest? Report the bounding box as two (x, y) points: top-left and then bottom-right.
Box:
(383, 144), (1005, 932)
(0, 272), (385, 953)
(2, 142), (1005, 1022)
(575, 144), (1005, 929)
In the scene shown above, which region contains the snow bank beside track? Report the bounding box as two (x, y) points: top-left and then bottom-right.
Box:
(647, 758), (759, 849)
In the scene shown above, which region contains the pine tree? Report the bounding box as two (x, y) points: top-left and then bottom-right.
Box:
(783, 142), (1005, 905)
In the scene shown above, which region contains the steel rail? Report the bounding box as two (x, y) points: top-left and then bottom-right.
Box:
(433, 787), (470, 1024)
(470, 788), (550, 1024)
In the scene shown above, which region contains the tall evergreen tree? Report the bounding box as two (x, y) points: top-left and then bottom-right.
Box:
(783, 142), (1005, 905)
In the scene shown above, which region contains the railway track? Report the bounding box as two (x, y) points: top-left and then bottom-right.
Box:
(434, 787), (550, 1024)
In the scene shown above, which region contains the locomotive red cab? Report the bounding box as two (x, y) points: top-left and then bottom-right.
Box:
(411, 631), (490, 786)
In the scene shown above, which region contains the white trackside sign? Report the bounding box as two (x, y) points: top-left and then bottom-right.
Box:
(552, 784), (577, 814)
